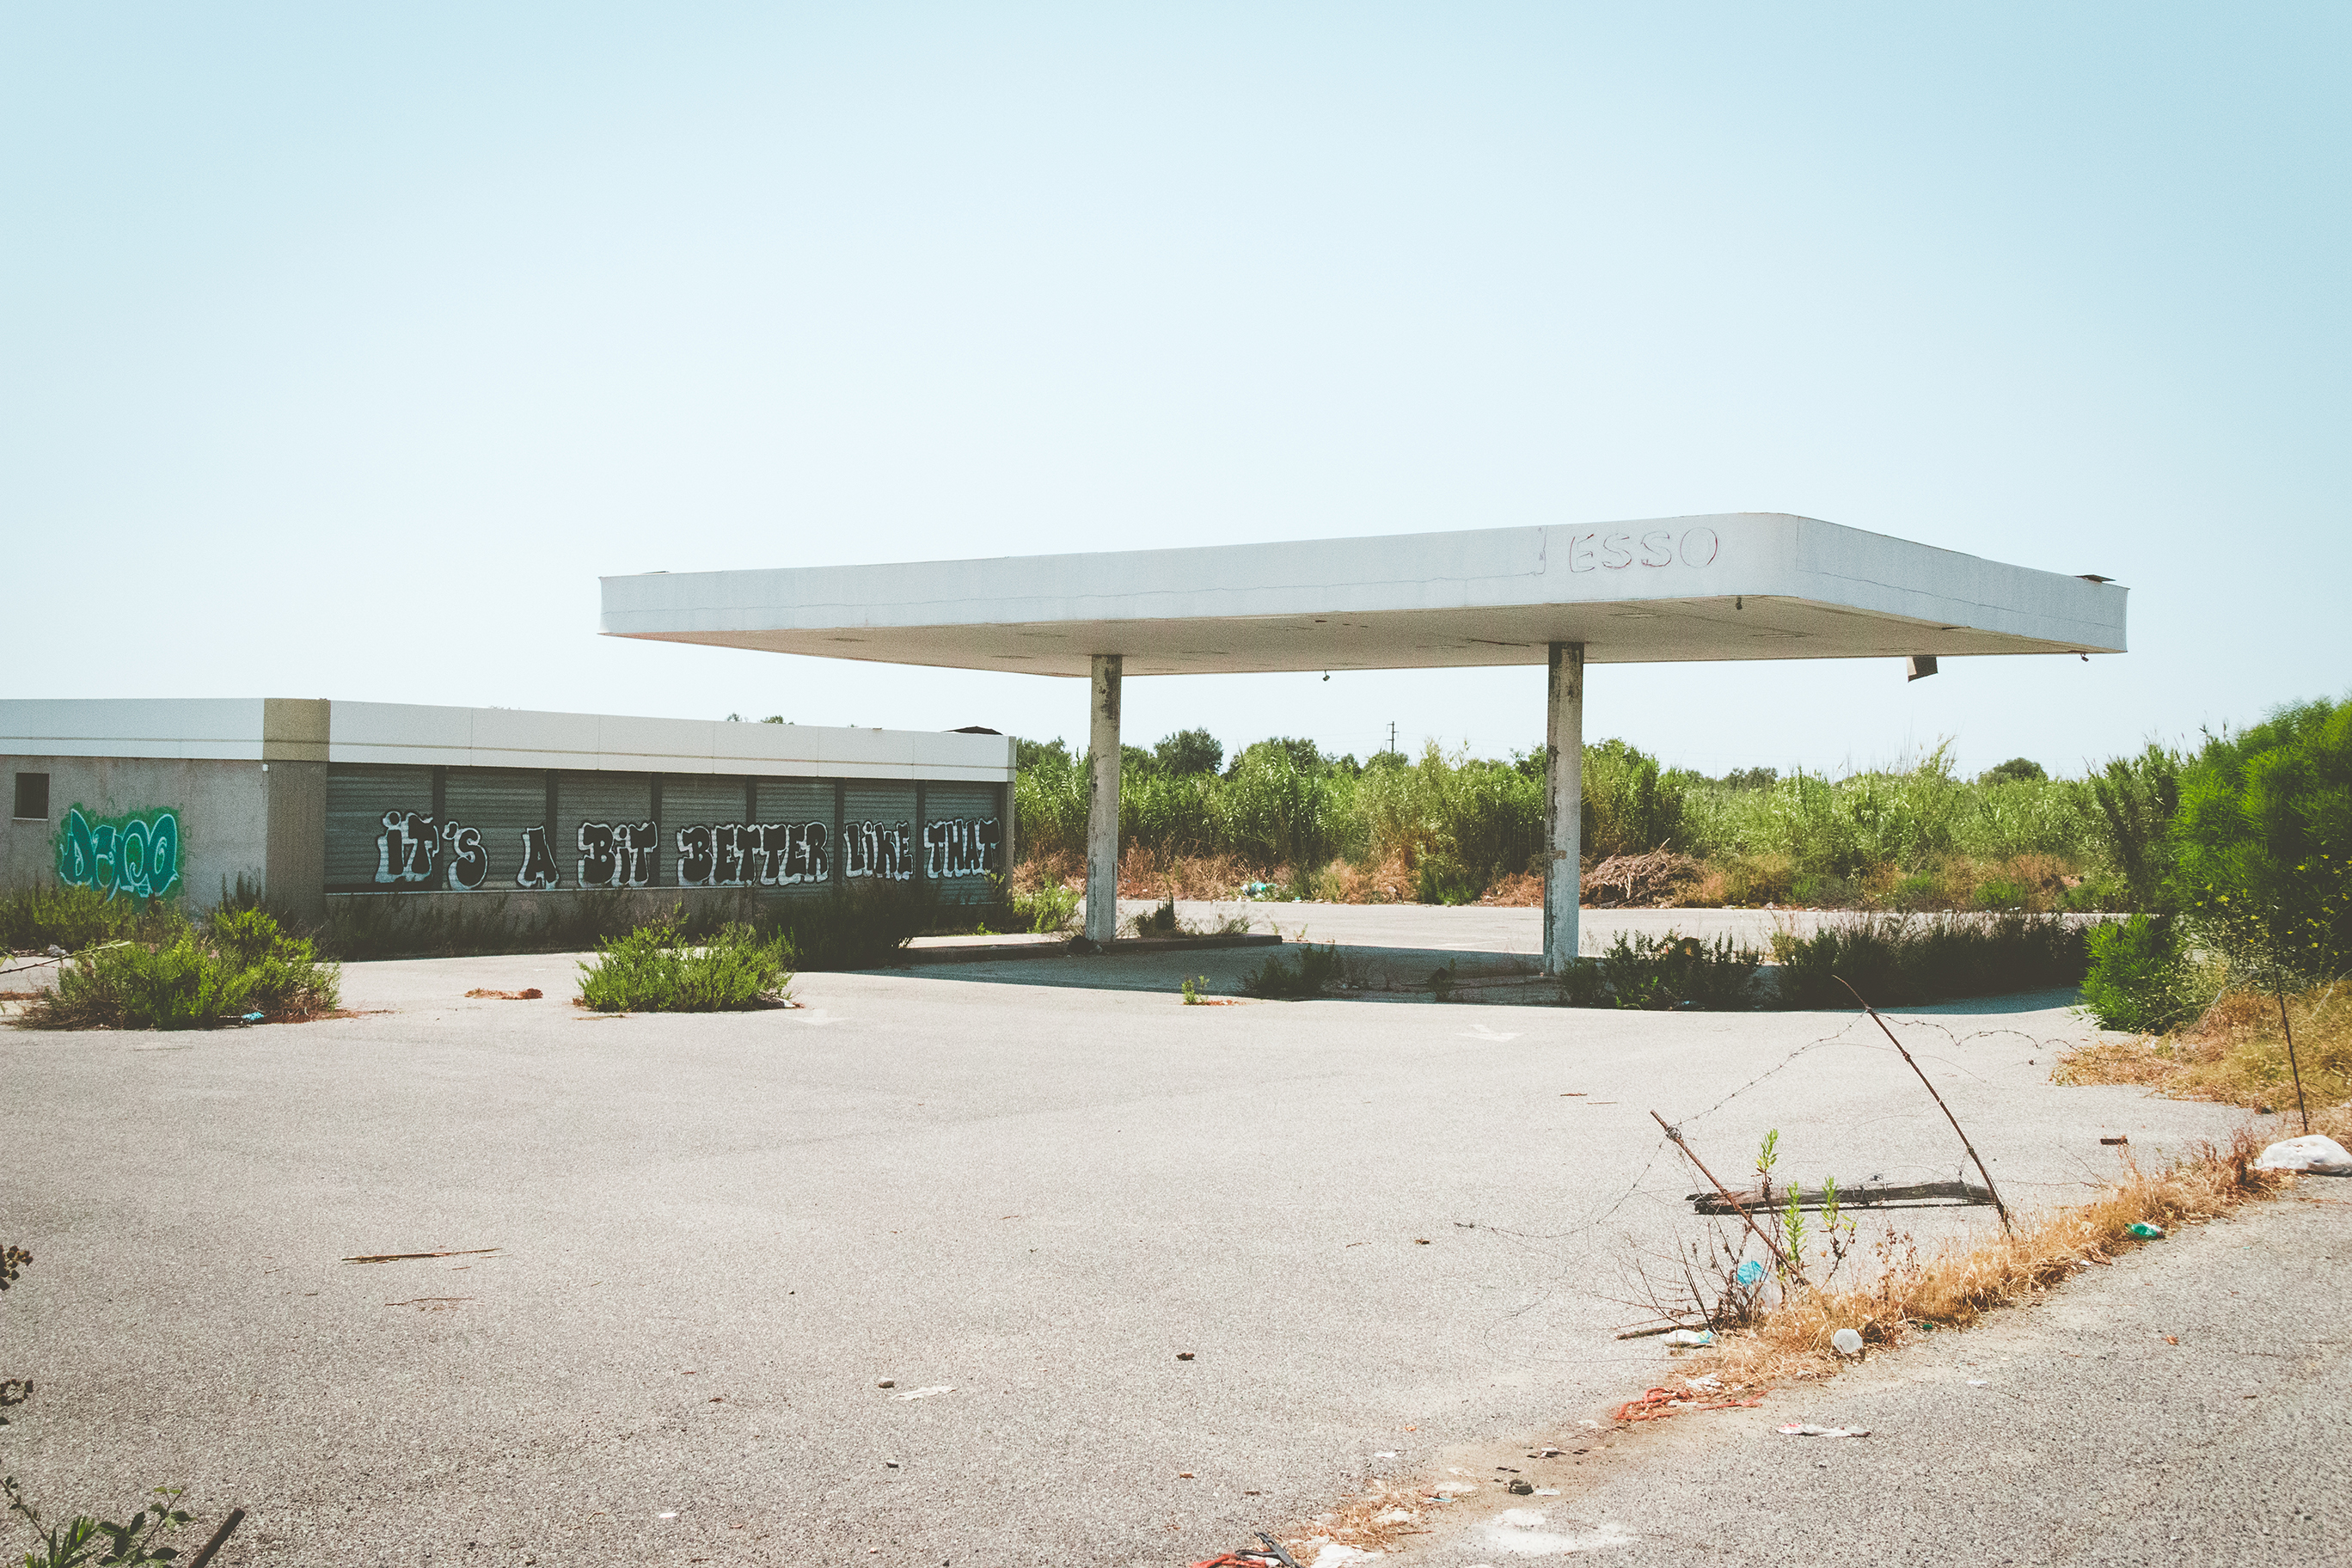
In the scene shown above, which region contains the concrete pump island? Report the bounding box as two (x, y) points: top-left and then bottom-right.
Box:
(600, 511), (2126, 965)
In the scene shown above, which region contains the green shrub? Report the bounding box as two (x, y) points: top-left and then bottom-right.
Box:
(1556, 957), (1612, 1008)
(1011, 880), (1080, 934)
(1574, 929), (1764, 1010)
(2061, 872), (2132, 912)
(2172, 696), (2352, 983)
(1129, 898), (1179, 936)
(1791, 872), (1860, 908)
(1014, 744), (1093, 862)
(1240, 941), (1347, 999)
(2089, 744), (2182, 912)
(1154, 727), (1224, 776)
(1412, 854), (1480, 906)
(1218, 746), (1357, 871)
(576, 917), (793, 1012)
(1970, 877), (2030, 910)
(28, 909), (339, 1030)
(1361, 746), (1539, 892)
(1890, 873), (1942, 911)
(2079, 914), (2200, 1033)
(1010, 728), (2166, 903)
(1583, 739), (1684, 858)
(1769, 912), (2091, 1009)
(0, 885), (182, 953)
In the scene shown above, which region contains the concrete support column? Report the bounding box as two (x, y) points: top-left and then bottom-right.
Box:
(1085, 654), (1123, 945)
(1543, 642), (1584, 974)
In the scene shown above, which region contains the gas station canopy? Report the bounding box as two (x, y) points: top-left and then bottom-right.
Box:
(597, 512), (2125, 676)
(599, 511), (2127, 967)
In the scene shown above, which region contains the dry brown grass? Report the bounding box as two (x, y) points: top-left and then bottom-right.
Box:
(1115, 848), (1268, 900)
(1685, 1129), (2291, 1389)
(1274, 1480), (1442, 1557)
(1007, 850), (1083, 897)
(2057, 983), (2352, 1144)
(1478, 869), (1543, 907)
(1694, 851), (1796, 908)
(1311, 851), (1415, 904)
(1583, 850), (1703, 908)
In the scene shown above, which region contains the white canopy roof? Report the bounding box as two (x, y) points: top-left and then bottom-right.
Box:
(598, 512), (2125, 677)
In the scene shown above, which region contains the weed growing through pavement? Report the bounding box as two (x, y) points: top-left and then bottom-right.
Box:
(1556, 929), (1766, 1010)
(1672, 1129), (2289, 1390)
(25, 907), (340, 1031)
(1180, 974), (1210, 1005)
(4, 1478), (193, 1568)
(1124, 897), (1257, 941)
(0, 885), (186, 954)
(1769, 911), (2090, 1008)
(575, 915), (793, 1013)
(1777, 1191), (1808, 1284)
(1009, 879), (1080, 934)
(1240, 941), (1351, 1000)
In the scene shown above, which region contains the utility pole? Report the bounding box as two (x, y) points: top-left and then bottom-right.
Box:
(1387, 720), (1397, 755)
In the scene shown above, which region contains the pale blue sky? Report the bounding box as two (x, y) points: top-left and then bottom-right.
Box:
(5, 5), (2344, 776)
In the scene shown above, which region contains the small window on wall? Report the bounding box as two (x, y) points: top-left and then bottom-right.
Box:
(12, 773), (48, 821)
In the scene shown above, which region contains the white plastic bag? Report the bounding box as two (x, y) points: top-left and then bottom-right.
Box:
(2253, 1134), (2352, 1174)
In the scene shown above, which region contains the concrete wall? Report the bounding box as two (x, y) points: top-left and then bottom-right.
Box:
(264, 699), (330, 926)
(2, 753), (270, 911)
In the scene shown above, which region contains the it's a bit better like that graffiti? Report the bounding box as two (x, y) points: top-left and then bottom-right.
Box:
(54, 804), (183, 900)
(364, 810), (995, 891)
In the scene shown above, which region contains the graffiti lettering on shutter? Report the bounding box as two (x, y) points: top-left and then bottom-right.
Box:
(376, 812), (440, 885)
(618, 822), (658, 885)
(516, 825), (561, 891)
(843, 820), (913, 881)
(670, 821), (833, 887)
(923, 818), (1001, 879)
(578, 821), (657, 889)
(441, 823), (489, 889)
(676, 824), (715, 886)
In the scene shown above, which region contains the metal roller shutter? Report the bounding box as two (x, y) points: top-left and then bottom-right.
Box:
(752, 777), (835, 897)
(326, 764), (434, 891)
(662, 774), (755, 888)
(559, 771), (657, 891)
(842, 781), (916, 882)
(446, 768), (556, 891)
(922, 782), (1003, 904)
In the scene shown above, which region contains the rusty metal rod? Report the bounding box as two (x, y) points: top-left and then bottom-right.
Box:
(2278, 986), (2311, 1136)
(186, 1508), (245, 1568)
(1649, 1111), (1792, 1272)
(1835, 977), (2014, 1235)
(1686, 1178), (1994, 1214)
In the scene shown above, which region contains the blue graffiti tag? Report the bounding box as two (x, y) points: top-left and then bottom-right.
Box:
(55, 805), (183, 900)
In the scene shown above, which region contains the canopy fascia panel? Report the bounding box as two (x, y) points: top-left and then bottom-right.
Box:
(598, 512), (2126, 677)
